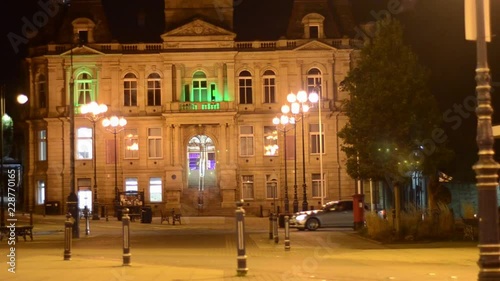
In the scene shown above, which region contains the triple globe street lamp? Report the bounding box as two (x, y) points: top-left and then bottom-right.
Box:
(102, 116), (127, 207)
(80, 101), (108, 220)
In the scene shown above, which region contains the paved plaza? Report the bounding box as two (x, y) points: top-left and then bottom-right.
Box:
(1, 213), (480, 281)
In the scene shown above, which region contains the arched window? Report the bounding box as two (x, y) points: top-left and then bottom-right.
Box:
(238, 71), (252, 104)
(147, 73), (161, 106)
(38, 74), (47, 108)
(124, 73), (137, 106)
(76, 73), (93, 105)
(192, 71), (208, 102)
(307, 68), (322, 97)
(262, 70), (276, 104)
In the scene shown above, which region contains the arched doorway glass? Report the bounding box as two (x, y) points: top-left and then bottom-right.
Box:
(187, 135), (216, 190)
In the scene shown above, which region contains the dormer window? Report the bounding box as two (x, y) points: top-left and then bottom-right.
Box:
(72, 18), (96, 43)
(302, 13), (325, 39)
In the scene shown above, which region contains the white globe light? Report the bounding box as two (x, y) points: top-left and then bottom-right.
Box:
(102, 118), (110, 127)
(281, 104), (290, 114)
(291, 102), (300, 114)
(280, 115), (289, 125)
(99, 104), (108, 114)
(297, 90), (307, 103)
(110, 116), (119, 126)
(16, 94), (28, 104)
(119, 117), (127, 127)
(272, 117), (280, 125)
(80, 105), (89, 114)
(309, 92), (319, 103)
(287, 93), (296, 103)
(302, 104), (310, 113)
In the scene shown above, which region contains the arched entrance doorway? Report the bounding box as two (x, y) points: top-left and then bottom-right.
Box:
(186, 135), (217, 212)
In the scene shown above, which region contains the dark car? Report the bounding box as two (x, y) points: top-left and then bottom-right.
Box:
(290, 200), (355, 230)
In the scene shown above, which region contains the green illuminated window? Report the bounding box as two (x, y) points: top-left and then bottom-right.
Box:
(76, 73), (94, 106)
(263, 70), (276, 104)
(192, 71), (208, 102)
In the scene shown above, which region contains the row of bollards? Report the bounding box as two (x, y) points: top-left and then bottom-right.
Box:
(63, 207), (131, 266)
(268, 213), (291, 250)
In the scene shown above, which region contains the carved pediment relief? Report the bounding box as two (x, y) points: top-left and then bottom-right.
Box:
(162, 19), (236, 40)
(60, 45), (105, 56)
(294, 40), (335, 51)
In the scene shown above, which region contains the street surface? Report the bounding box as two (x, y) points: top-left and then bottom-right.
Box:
(1, 214), (478, 280)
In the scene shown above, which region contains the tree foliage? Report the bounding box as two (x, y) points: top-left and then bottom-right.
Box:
(338, 19), (452, 184)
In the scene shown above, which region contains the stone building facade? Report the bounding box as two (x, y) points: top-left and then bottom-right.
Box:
(24, 0), (361, 216)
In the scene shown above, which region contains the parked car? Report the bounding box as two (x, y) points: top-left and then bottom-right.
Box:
(290, 200), (356, 230)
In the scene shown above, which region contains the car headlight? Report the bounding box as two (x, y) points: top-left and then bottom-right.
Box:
(295, 214), (307, 222)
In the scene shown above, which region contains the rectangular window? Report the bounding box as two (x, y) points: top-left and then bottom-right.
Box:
(264, 126), (278, 156)
(239, 125), (254, 156)
(309, 26), (319, 38)
(125, 177), (138, 191)
(192, 80), (208, 102)
(124, 129), (139, 159)
(312, 173), (325, 198)
(78, 30), (89, 44)
(38, 80), (47, 108)
(263, 77), (276, 103)
(147, 80), (161, 106)
(38, 130), (47, 161)
(148, 128), (162, 158)
(239, 78), (253, 104)
(309, 124), (324, 154)
(241, 175), (254, 200)
(76, 127), (92, 159)
(265, 174), (278, 200)
(37, 180), (45, 205)
(124, 80), (137, 106)
(149, 177), (162, 202)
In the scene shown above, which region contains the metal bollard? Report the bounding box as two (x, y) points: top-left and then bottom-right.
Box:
(122, 208), (131, 266)
(284, 215), (290, 251)
(273, 213), (279, 244)
(84, 206), (90, 235)
(64, 213), (73, 260)
(29, 209), (33, 226)
(105, 205), (109, 222)
(269, 213), (273, 239)
(235, 200), (248, 276)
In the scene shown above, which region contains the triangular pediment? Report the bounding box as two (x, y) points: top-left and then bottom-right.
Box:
(294, 40), (335, 51)
(60, 45), (105, 56)
(161, 19), (236, 40)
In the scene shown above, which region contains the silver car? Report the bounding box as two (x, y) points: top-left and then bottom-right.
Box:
(290, 200), (355, 230)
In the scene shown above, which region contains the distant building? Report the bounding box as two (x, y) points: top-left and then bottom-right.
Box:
(23, 0), (362, 216)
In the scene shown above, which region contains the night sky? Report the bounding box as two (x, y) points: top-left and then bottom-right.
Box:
(1, 0), (499, 182)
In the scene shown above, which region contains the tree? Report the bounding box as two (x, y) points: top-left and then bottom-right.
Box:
(338, 18), (453, 225)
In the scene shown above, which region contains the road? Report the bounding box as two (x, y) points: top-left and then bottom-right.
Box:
(1, 214), (479, 281)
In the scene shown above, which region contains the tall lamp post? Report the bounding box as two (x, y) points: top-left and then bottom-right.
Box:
(465, 0), (500, 279)
(80, 102), (108, 220)
(288, 91), (312, 211)
(102, 116), (127, 208)
(308, 90), (324, 206)
(273, 111), (294, 214)
(0, 89), (28, 227)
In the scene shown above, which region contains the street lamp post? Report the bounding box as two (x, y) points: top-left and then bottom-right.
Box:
(308, 90), (324, 206)
(465, 0), (500, 279)
(273, 111), (294, 214)
(80, 102), (108, 220)
(102, 116), (127, 212)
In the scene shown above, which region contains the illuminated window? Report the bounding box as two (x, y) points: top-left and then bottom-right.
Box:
(124, 129), (139, 159)
(38, 130), (47, 161)
(147, 73), (161, 106)
(265, 174), (278, 200)
(148, 128), (162, 158)
(312, 173), (325, 198)
(238, 71), (252, 104)
(124, 73), (137, 106)
(38, 74), (47, 108)
(76, 127), (92, 159)
(37, 180), (45, 205)
(239, 125), (254, 156)
(125, 177), (138, 191)
(264, 126), (278, 156)
(149, 177), (162, 202)
(310, 124), (324, 154)
(192, 71), (208, 102)
(306, 68), (322, 98)
(263, 70), (276, 104)
(76, 73), (93, 106)
(241, 175), (254, 200)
